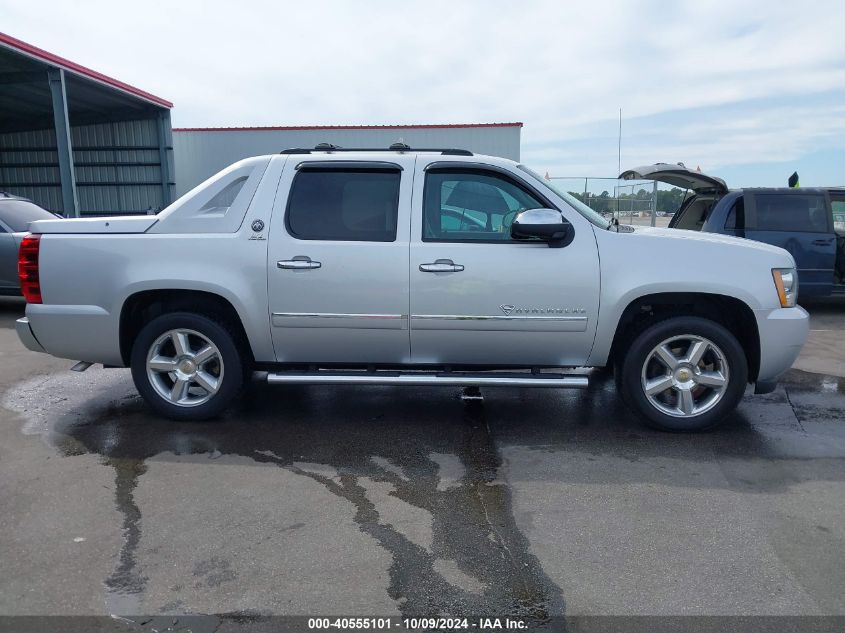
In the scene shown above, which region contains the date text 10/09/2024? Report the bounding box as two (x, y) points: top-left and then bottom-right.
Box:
(307, 617), (529, 630)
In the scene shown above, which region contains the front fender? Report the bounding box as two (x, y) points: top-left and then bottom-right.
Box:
(587, 228), (785, 367)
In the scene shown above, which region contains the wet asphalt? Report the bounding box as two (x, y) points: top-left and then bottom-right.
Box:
(1, 297), (844, 628)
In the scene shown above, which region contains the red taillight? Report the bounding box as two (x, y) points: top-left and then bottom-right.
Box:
(18, 234), (42, 304)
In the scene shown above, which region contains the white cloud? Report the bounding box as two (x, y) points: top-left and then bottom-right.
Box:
(3, 0), (844, 179)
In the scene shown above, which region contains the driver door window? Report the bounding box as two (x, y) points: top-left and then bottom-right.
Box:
(423, 170), (544, 242)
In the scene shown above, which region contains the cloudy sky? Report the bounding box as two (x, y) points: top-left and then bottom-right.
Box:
(4, 0), (844, 187)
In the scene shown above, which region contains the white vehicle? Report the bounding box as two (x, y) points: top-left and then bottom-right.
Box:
(16, 146), (809, 431)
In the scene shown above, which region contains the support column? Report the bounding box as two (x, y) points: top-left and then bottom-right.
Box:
(47, 68), (79, 217)
(650, 179), (658, 227)
(156, 109), (173, 208)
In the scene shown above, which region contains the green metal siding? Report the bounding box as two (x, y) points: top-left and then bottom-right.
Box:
(0, 117), (174, 216)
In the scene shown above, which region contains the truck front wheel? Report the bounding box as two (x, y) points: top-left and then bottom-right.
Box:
(618, 316), (748, 431)
(130, 312), (246, 421)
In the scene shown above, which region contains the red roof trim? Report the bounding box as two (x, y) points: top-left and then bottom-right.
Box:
(0, 31), (173, 109)
(173, 122), (523, 132)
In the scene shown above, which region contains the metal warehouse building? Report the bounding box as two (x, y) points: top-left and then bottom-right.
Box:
(0, 33), (174, 217)
(0, 32), (523, 214)
(173, 123), (522, 196)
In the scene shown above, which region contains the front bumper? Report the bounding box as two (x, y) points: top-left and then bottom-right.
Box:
(754, 305), (810, 388)
(16, 317), (46, 354)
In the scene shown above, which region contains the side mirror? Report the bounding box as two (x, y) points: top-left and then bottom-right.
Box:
(511, 208), (572, 248)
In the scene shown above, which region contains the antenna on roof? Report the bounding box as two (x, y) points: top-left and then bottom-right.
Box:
(314, 143), (340, 151)
(389, 141), (411, 151)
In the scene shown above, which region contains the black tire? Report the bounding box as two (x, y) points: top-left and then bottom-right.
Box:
(618, 316), (748, 432)
(130, 312), (247, 421)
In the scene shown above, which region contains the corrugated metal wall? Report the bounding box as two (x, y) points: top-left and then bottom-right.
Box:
(173, 126), (521, 197)
(0, 118), (174, 216)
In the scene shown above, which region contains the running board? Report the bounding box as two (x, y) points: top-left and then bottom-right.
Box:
(266, 370), (589, 388)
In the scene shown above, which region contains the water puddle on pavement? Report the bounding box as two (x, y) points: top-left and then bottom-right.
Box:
(4, 369), (566, 624)
(253, 394), (565, 621)
(102, 456), (148, 616)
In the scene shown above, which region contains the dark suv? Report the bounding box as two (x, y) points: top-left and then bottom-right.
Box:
(620, 164), (845, 298)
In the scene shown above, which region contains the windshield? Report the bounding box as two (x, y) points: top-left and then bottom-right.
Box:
(0, 199), (56, 232)
(517, 165), (611, 229)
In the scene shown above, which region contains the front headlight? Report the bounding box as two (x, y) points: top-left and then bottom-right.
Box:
(772, 268), (798, 307)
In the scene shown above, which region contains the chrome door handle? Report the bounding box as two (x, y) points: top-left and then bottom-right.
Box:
(419, 259), (464, 273)
(278, 256), (322, 270)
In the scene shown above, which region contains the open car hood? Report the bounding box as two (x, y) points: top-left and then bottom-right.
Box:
(619, 163), (727, 193)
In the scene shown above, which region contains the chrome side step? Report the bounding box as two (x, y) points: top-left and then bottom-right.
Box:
(266, 370), (589, 388)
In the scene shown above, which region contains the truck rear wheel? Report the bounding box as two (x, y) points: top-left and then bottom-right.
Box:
(130, 312), (246, 421)
(618, 316), (748, 431)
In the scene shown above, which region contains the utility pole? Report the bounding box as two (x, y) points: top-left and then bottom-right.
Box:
(615, 108), (622, 220)
(617, 108), (622, 178)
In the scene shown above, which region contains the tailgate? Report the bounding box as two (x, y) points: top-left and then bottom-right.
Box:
(28, 216), (158, 234)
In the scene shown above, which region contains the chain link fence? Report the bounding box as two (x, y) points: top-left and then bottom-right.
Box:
(546, 177), (681, 227)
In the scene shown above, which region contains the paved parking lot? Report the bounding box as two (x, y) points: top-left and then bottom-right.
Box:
(1, 296), (844, 626)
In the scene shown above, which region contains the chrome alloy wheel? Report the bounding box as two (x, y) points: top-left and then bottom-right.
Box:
(640, 334), (729, 418)
(145, 329), (224, 407)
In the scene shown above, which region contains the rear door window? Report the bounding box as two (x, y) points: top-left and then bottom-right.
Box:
(286, 168), (401, 242)
(753, 194), (829, 232)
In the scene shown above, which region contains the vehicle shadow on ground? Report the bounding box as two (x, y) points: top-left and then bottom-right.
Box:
(38, 366), (845, 499)
(43, 370), (837, 476)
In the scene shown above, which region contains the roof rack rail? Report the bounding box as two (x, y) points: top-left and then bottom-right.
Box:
(280, 145), (473, 156)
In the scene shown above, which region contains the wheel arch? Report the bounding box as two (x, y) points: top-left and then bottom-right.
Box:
(605, 292), (760, 382)
(119, 289), (255, 367)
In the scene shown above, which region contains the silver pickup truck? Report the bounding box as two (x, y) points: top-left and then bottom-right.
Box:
(15, 146), (809, 431)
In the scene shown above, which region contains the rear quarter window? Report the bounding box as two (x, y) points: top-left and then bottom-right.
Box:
(724, 197), (744, 230)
